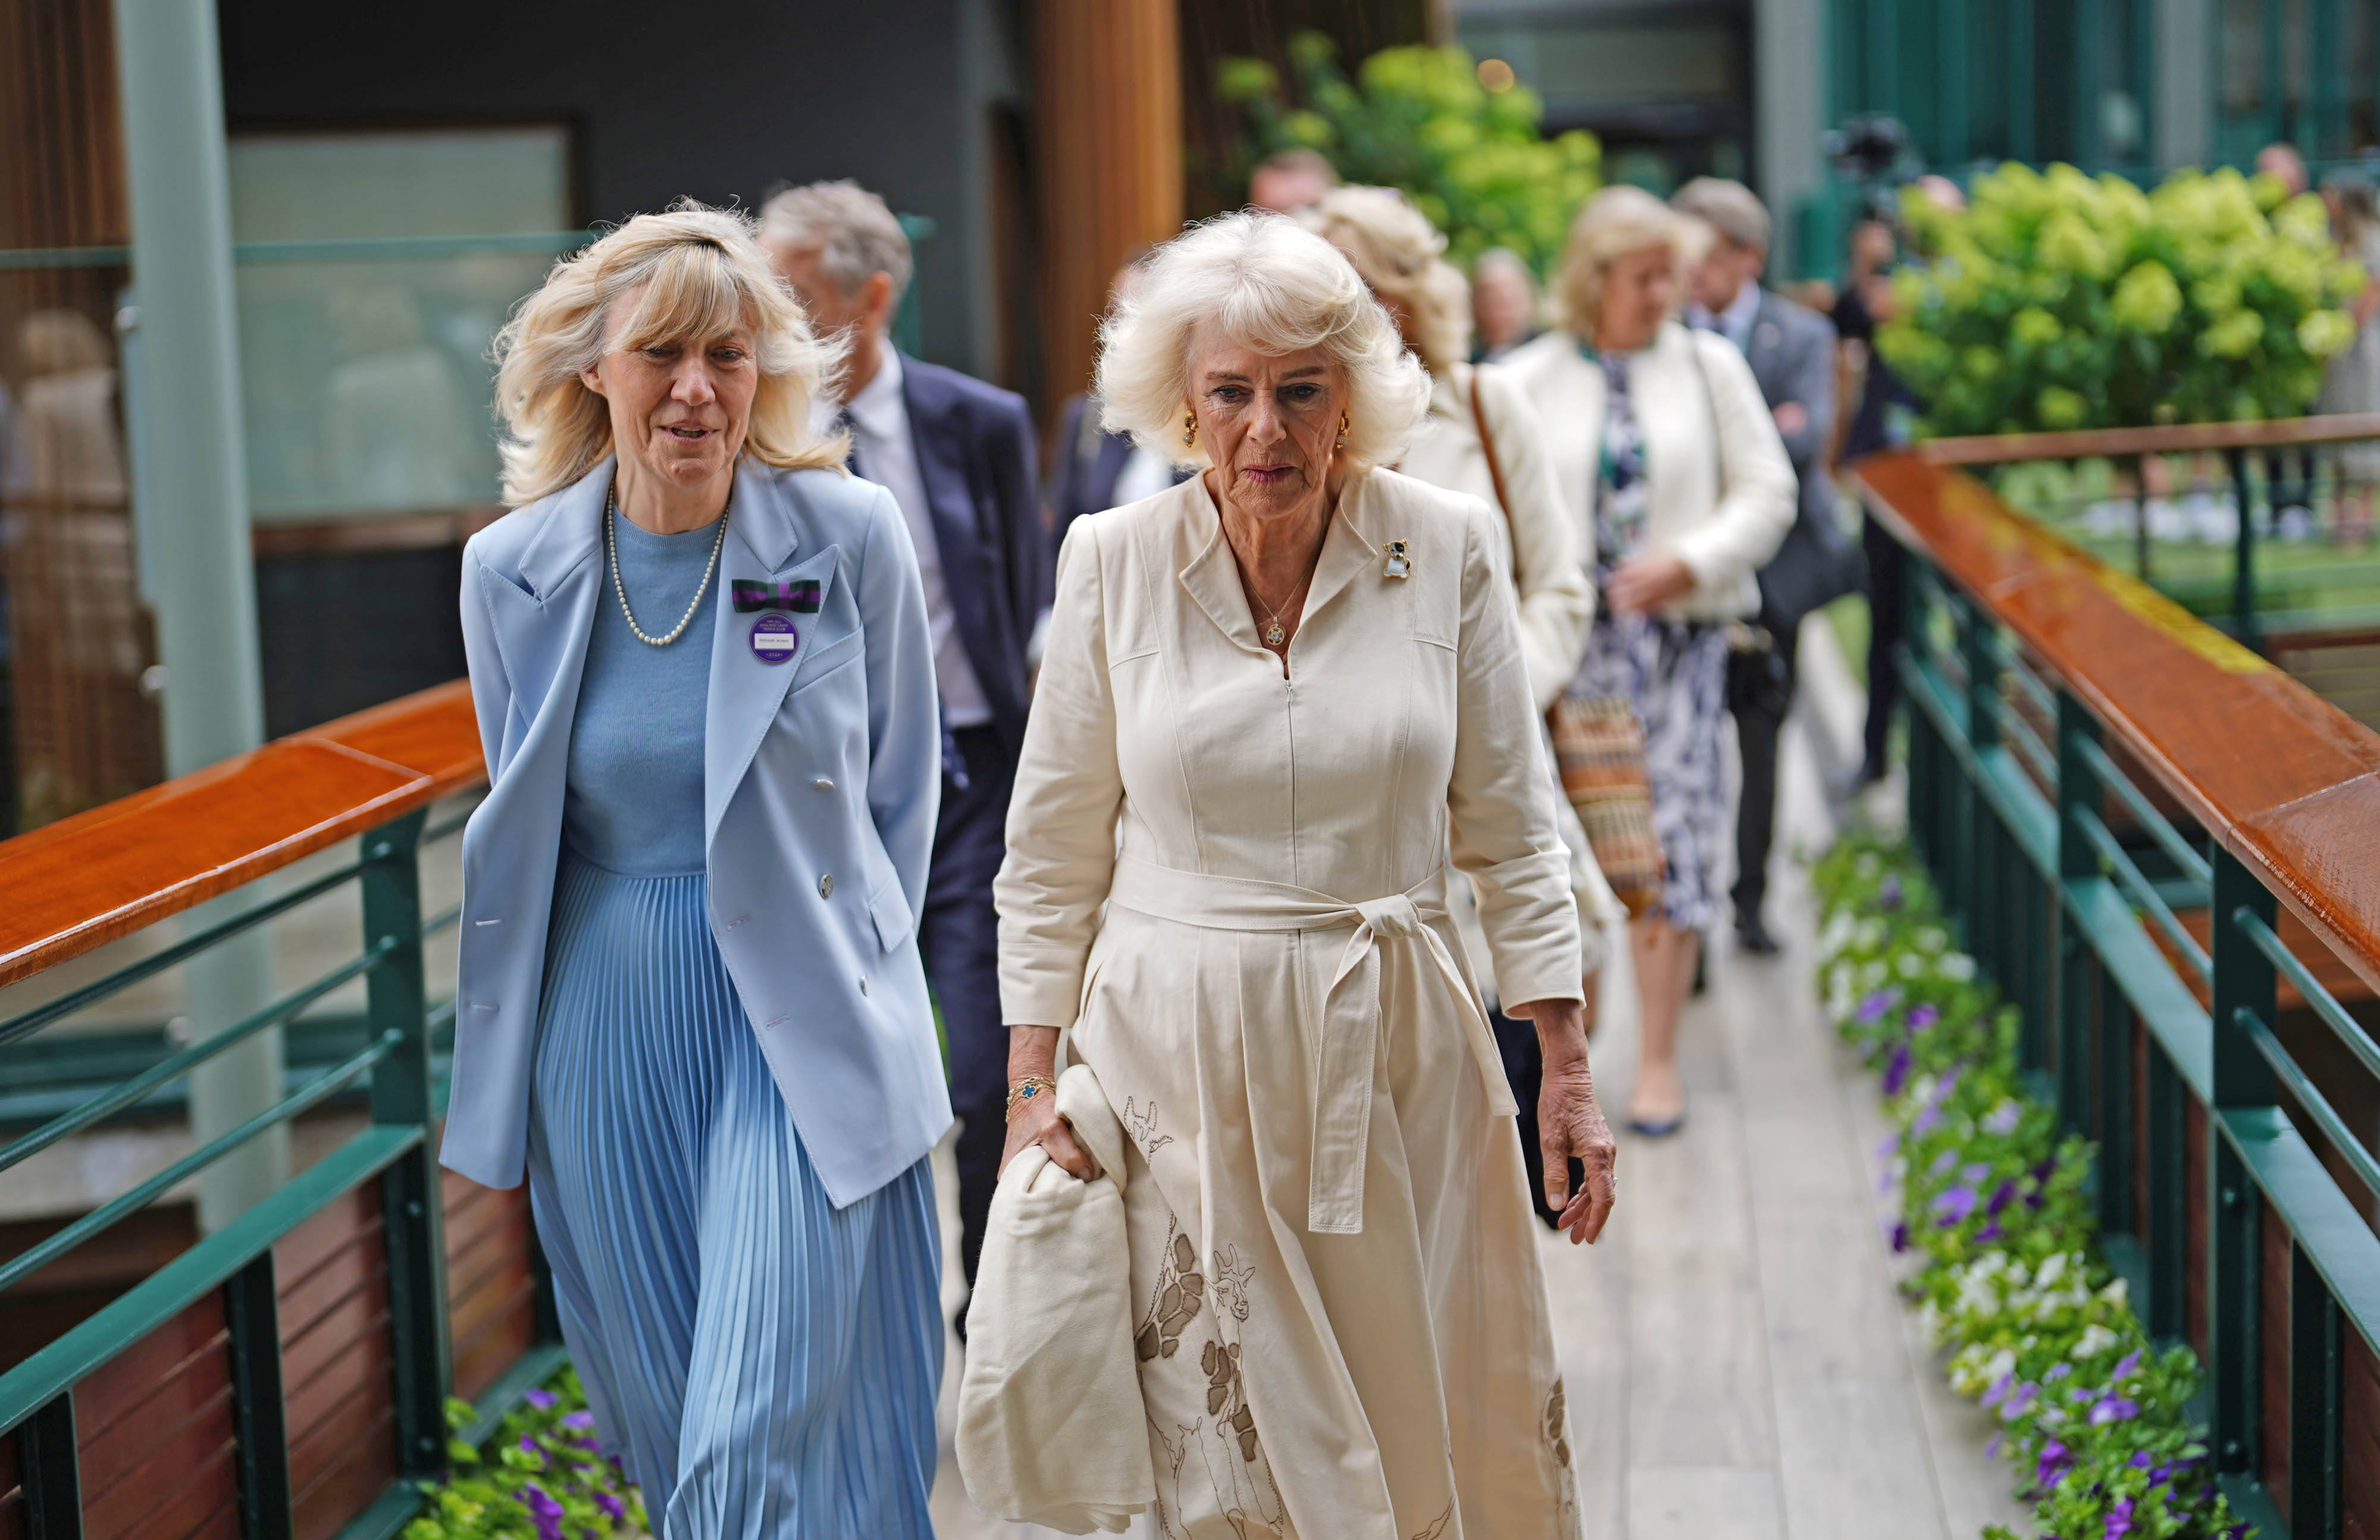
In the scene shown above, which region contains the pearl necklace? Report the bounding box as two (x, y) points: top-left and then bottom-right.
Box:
(607, 483), (728, 647)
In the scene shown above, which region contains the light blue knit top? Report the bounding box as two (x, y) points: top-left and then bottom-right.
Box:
(562, 510), (721, 875)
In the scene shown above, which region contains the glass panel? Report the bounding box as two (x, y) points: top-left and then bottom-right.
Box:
(225, 127), (573, 523)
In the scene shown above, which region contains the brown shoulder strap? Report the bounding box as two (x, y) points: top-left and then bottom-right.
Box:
(1465, 364), (1515, 522)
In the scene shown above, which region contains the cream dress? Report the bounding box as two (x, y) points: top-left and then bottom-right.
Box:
(995, 467), (1586, 1540)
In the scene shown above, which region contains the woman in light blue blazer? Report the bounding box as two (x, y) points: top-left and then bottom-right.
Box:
(443, 202), (948, 1538)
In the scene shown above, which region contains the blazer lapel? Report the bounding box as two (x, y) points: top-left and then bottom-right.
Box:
(1173, 476), (1264, 654)
(703, 463), (841, 847)
(488, 460), (607, 729)
(901, 360), (981, 562)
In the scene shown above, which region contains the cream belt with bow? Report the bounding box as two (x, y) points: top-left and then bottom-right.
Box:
(1103, 854), (1516, 1235)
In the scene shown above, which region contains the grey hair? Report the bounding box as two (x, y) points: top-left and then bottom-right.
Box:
(1095, 211), (1430, 474)
(757, 179), (914, 301)
(1671, 176), (1772, 253)
(1299, 184), (1471, 375)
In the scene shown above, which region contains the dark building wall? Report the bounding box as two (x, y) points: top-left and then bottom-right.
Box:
(214, 0), (1023, 378)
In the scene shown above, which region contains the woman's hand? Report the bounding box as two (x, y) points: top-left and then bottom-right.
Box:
(1507, 996), (1618, 1244)
(1604, 552), (1695, 615)
(999, 1026), (1098, 1180)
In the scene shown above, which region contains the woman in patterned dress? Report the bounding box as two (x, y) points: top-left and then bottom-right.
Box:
(1506, 187), (1796, 1136)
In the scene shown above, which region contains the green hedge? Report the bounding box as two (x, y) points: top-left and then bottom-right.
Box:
(1813, 834), (2253, 1539)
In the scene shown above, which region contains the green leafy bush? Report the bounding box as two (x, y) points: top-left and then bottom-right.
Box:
(403, 1370), (647, 1540)
(1878, 162), (2365, 437)
(1813, 836), (2253, 1538)
(1214, 32), (1601, 274)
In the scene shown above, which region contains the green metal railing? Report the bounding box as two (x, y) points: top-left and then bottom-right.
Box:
(1886, 501), (2380, 1536)
(0, 793), (551, 1540)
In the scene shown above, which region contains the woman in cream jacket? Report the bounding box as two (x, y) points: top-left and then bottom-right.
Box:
(992, 212), (1616, 1539)
(1507, 186), (1795, 1136)
(1303, 186), (1614, 1224)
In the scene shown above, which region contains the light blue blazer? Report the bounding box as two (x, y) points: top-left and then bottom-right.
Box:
(440, 456), (951, 1207)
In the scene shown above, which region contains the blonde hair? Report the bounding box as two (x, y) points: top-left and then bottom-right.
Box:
(1553, 185), (1708, 346)
(490, 200), (846, 507)
(1299, 185), (1470, 375)
(1095, 211), (1430, 473)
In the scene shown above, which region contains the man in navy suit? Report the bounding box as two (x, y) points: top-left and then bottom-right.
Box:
(1047, 255), (1188, 539)
(762, 181), (1051, 1293)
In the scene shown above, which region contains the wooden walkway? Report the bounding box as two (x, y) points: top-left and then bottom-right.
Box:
(926, 625), (2034, 1540)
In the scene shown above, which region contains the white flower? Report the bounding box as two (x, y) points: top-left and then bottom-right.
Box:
(1819, 912), (1856, 956)
(1856, 917), (1889, 948)
(1937, 954), (1978, 982)
(2035, 1253), (2069, 1288)
(1917, 926), (1948, 953)
(2072, 1323), (2119, 1359)
(2099, 1277), (2129, 1309)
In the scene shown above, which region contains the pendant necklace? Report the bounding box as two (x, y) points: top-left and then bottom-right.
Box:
(1248, 570), (1312, 649)
(608, 481), (728, 647)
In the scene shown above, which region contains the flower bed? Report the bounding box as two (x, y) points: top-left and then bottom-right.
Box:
(403, 1369), (648, 1540)
(1813, 834), (2252, 1539)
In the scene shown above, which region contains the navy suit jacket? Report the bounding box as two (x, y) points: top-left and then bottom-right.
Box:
(898, 354), (1049, 757)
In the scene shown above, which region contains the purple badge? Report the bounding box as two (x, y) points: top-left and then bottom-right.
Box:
(748, 612), (798, 664)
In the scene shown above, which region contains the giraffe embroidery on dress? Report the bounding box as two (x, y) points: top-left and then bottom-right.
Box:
(1411, 1502), (1454, 1540)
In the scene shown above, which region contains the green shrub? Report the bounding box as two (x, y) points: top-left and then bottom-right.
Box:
(1214, 32), (1601, 275)
(1877, 162), (2365, 437)
(402, 1370), (647, 1540)
(1813, 836), (2253, 1538)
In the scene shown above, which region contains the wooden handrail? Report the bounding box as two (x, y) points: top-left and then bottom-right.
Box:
(0, 681), (484, 989)
(1914, 412), (2380, 466)
(1853, 450), (2380, 998)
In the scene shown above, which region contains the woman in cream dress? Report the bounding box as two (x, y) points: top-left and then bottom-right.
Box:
(1301, 186), (1617, 1224)
(992, 212), (1618, 1539)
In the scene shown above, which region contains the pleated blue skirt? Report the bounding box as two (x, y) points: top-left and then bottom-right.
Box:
(525, 849), (942, 1540)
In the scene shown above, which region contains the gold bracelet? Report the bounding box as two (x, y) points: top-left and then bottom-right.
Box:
(1004, 1077), (1058, 1119)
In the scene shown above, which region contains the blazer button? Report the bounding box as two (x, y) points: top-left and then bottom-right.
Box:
(812, 776), (834, 792)
(818, 874), (834, 898)
(859, 974), (870, 996)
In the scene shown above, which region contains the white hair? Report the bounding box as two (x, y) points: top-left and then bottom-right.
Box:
(1095, 211), (1430, 473)
(1299, 184), (1471, 375)
(757, 179), (914, 301)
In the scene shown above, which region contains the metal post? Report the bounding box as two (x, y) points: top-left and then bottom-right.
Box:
(2076, 0), (2106, 164)
(20, 1394), (82, 1540)
(2011, 0), (2037, 162)
(2146, 1047), (2187, 1339)
(2055, 692), (2099, 1131)
(110, 0), (281, 1235)
(2288, 1243), (2342, 1537)
(1939, 0), (1969, 164)
(2226, 446), (2262, 655)
(224, 1254), (292, 1540)
(2209, 846), (2278, 1482)
(361, 811), (450, 1483)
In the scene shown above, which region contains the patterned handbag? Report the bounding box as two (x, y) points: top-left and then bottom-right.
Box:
(1542, 694), (1664, 920)
(1467, 372), (1664, 921)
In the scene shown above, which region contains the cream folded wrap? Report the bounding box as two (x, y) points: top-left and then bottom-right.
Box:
(956, 1063), (1154, 1533)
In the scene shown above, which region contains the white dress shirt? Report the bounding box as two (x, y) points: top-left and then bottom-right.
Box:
(1687, 277), (1762, 354)
(835, 344), (993, 727)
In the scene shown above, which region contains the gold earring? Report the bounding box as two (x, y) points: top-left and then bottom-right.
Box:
(1336, 412), (1351, 448)
(1183, 412), (1197, 446)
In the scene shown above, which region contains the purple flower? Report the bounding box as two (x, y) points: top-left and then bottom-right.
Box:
(2087, 1394), (2141, 1425)
(1889, 1222), (1909, 1253)
(2044, 1363), (2072, 1382)
(2035, 1438), (2071, 1488)
(521, 1483), (565, 1540)
(1975, 1219), (2002, 1242)
(525, 1388), (558, 1410)
(1985, 1435), (2001, 1459)
(1856, 989), (1902, 1024)
(1907, 1002), (1940, 1031)
(2103, 1494), (2135, 1539)
(1983, 1373), (2013, 1409)
(563, 1410), (595, 1430)
(596, 1492), (626, 1520)
(1880, 876), (1905, 909)
(519, 1434), (538, 1454)
(1912, 1101), (1944, 1136)
(1933, 1185), (1978, 1224)
(2128, 1451), (2153, 1469)
(1985, 1180), (2018, 1216)
(2110, 1349), (2141, 1381)
(2000, 1382), (2039, 1419)
(1883, 1042), (1914, 1096)
(1961, 1162), (1992, 1186)
(1930, 1149), (1959, 1177)
(1984, 1101), (2023, 1135)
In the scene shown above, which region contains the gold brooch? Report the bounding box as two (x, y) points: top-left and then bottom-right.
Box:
(1383, 540), (1411, 579)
